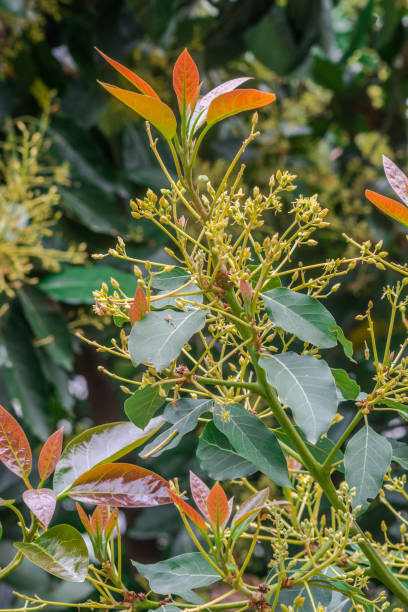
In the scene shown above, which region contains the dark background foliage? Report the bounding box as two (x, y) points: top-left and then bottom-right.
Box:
(0, 0), (407, 606)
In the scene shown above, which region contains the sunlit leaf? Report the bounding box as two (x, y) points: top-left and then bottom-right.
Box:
(331, 369), (360, 401)
(129, 287), (148, 324)
(76, 503), (93, 535)
(91, 505), (109, 535)
(68, 462), (171, 507)
(168, 489), (207, 533)
(38, 428), (63, 481)
(98, 82), (177, 141)
(365, 189), (408, 227)
(173, 49), (199, 109)
(382, 155), (408, 205)
(124, 384), (170, 429)
(22, 489), (56, 529)
(207, 88), (276, 125)
(189, 470), (210, 519)
(96, 48), (160, 99)
(206, 483), (229, 527)
(0, 404), (32, 480)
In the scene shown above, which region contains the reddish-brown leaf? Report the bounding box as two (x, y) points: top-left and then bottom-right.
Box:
(38, 427), (63, 481)
(96, 48), (160, 99)
(206, 483), (229, 527)
(365, 189), (408, 227)
(207, 89), (276, 125)
(129, 287), (148, 324)
(239, 279), (252, 304)
(91, 505), (110, 535)
(173, 49), (199, 109)
(383, 155), (408, 206)
(68, 462), (171, 507)
(22, 489), (56, 529)
(0, 404), (32, 480)
(104, 507), (119, 539)
(189, 470), (210, 518)
(98, 82), (177, 141)
(168, 489), (207, 533)
(76, 502), (93, 535)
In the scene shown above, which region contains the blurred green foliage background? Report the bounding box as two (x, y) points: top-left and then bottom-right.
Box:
(0, 0), (408, 607)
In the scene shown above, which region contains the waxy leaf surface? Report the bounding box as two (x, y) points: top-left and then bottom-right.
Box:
(53, 419), (162, 496)
(124, 384), (170, 429)
(22, 489), (56, 529)
(173, 49), (199, 108)
(197, 422), (256, 480)
(68, 462), (171, 507)
(15, 524), (88, 582)
(365, 189), (408, 227)
(0, 404), (32, 480)
(96, 48), (160, 99)
(98, 83), (177, 140)
(331, 369), (360, 401)
(38, 428), (63, 481)
(259, 352), (337, 443)
(206, 483), (229, 527)
(383, 155), (408, 205)
(207, 88), (276, 124)
(168, 490), (207, 533)
(262, 288), (337, 348)
(190, 470), (210, 518)
(129, 287), (148, 324)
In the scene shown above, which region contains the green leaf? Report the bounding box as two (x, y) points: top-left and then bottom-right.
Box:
(141, 399), (212, 458)
(18, 287), (73, 370)
(128, 308), (207, 372)
(344, 426), (392, 511)
(331, 325), (355, 361)
(274, 581), (333, 612)
(197, 422), (256, 481)
(331, 369), (360, 401)
(390, 439), (408, 470)
(213, 404), (291, 488)
(132, 552), (220, 600)
(275, 429), (344, 472)
(39, 266), (137, 305)
(14, 524), (88, 582)
(53, 419), (162, 496)
(151, 268), (202, 308)
(379, 399), (408, 420)
(259, 352), (337, 443)
(262, 288), (337, 348)
(124, 384), (171, 429)
(248, 266), (281, 291)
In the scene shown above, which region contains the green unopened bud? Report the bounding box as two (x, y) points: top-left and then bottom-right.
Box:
(293, 594), (305, 608)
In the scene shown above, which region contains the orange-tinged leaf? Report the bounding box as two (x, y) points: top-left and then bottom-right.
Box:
(98, 82), (177, 141)
(207, 89), (276, 125)
(189, 470), (210, 518)
(365, 189), (408, 227)
(168, 489), (207, 533)
(206, 483), (229, 527)
(91, 505), (109, 535)
(173, 48), (199, 109)
(104, 507), (119, 539)
(76, 502), (93, 535)
(96, 48), (160, 99)
(23, 489), (56, 529)
(129, 287), (148, 324)
(38, 427), (63, 481)
(0, 404), (32, 480)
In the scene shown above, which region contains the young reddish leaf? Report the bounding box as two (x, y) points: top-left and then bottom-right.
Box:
(207, 89), (276, 125)
(129, 287), (148, 324)
(206, 483), (229, 527)
(91, 505), (110, 535)
(222, 496), (234, 529)
(382, 155), (408, 206)
(173, 48), (199, 109)
(239, 279), (252, 305)
(98, 82), (177, 141)
(68, 462), (171, 507)
(168, 489), (207, 533)
(95, 48), (160, 100)
(23, 489), (56, 529)
(104, 507), (119, 539)
(189, 470), (210, 518)
(365, 189), (408, 227)
(0, 404), (32, 480)
(38, 427), (63, 481)
(76, 502), (93, 535)
(231, 488), (269, 528)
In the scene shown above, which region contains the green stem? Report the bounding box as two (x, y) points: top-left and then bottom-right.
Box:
(322, 410), (364, 473)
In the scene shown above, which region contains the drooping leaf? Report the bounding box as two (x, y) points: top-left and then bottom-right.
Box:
(331, 369), (360, 401)
(262, 288), (337, 348)
(15, 524), (88, 582)
(96, 48), (160, 99)
(0, 404), (32, 480)
(259, 352), (337, 443)
(128, 308), (207, 372)
(98, 82), (177, 140)
(197, 422), (256, 480)
(132, 552), (220, 599)
(68, 462), (171, 507)
(53, 419), (162, 496)
(124, 384), (170, 429)
(382, 155), (408, 205)
(207, 88), (276, 125)
(365, 189), (408, 227)
(206, 483), (229, 527)
(38, 428), (63, 481)
(231, 488), (269, 528)
(189, 471), (210, 519)
(168, 490), (207, 533)
(173, 49), (199, 109)
(331, 324), (355, 361)
(129, 287), (148, 323)
(22, 489), (56, 529)
(344, 426), (392, 511)
(140, 399), (212, 458)
(213, 404), (291, 487)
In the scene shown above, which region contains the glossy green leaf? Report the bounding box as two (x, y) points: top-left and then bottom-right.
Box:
(53, 419), (162, 496)
(15, 524), (88, 582)
(378, 399), (408, 420)
(128, 308), (207, 372)
(332, 369), (360, 401)
(124, 384), (171, 429)
(197, 422), (256, 480)
(389, 439), (408, 470)
(259, 352), (337, 443)
(263, 288), (337, 348)
(22, 489), (56, 529)
(141, 399), (212, 458)
(344, 426), (392, 511)
(331, 325), (355, 361)
(213, 404), (291, 487)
